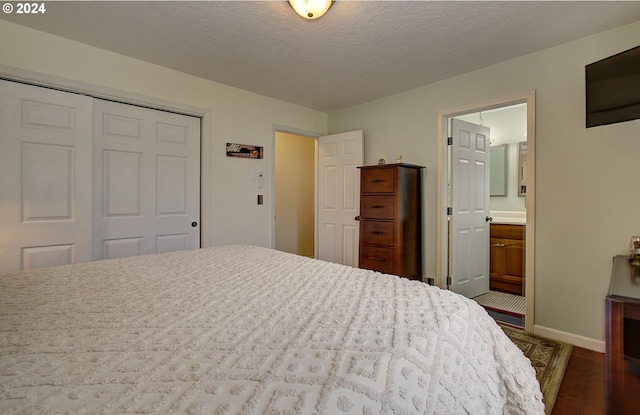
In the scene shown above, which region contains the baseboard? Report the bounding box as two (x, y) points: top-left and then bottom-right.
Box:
(534, 324), (605, 353)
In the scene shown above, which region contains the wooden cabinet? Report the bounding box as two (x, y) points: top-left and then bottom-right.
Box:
(358, 163), (424, 280)
(489, 224), (525, 295)
(606, 255), (640, 415)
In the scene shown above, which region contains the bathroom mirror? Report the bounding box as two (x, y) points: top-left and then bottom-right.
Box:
(490, 144), (508, 197)
(518, 142), (527, 197)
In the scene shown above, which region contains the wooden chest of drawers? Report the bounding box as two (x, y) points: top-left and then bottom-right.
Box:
(358, 163), (424, 280)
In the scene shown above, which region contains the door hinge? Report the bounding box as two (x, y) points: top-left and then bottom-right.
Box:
(447, 207), (452, 215)
(447, 137), (453, 145)
(446, 276), (452, 286)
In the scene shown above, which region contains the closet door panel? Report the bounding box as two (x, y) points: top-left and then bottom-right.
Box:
(22, 143), (74, 220)
(156, 154), (188, 215)
(102, 150), (143, 216)
(93, 99), (200, 260)
(0, 80), (93, 273)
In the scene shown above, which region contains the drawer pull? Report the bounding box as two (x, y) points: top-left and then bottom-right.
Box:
(372, 231), (386, 236)
(371, 179), (387, 183)
(368, 256), (386, 261)
(492, 243), (505, 247)
(371, 205), (387, 209)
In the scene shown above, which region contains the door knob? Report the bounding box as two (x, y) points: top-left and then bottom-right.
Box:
(485, 216), (493, 222)
(191, 221), (198, 227)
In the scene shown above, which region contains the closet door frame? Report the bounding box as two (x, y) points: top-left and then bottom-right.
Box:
(0, 64), (213, 248)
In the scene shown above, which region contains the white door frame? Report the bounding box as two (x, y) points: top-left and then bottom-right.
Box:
(0, 64), (212, 247)
(436, 90), (536, 333)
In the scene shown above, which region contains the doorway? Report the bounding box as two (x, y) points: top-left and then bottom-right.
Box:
(273, 129), (363, 265)
(274, 131), (316, 257)
(437, 91), (536, 333)
(456, 105), (527, 327)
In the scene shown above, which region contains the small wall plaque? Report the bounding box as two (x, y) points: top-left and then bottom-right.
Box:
(226, 143), (263, 159)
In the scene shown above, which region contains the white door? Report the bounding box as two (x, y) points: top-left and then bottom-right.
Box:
(93, 99), (200, 259)
(449, 119), (491, 298)
(317, 130), (363, 267)
(0, 80), (93, 273)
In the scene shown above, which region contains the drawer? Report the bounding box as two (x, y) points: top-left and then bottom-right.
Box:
(490, 279), (523, 296)
(360, 245), (395, 274)
(362, 168), (395, 193)
(490, 224), (525, 240)
(362, 221), (395, 246)
(362, 195), (395, 219)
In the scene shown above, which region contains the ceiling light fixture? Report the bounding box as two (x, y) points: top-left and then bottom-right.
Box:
(288, 0), (334, 20)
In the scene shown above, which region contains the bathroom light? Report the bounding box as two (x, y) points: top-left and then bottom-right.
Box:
(288, 0), (334, 20)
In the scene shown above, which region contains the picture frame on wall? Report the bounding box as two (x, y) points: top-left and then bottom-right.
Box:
(226, 142), (263, 159)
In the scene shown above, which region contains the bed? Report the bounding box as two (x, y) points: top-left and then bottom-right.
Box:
(0, 245), (544, 414)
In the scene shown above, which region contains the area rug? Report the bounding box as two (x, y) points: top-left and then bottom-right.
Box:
(500, 324), (573, 415)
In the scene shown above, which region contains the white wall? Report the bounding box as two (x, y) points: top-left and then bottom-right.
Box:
(328, 21), (640, 345)
(0, 20), (328, 249)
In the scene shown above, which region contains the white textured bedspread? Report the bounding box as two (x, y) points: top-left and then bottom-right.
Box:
(0, 245), (544, 414)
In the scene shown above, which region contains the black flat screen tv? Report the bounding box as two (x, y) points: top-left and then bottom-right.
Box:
(585, 45), (640, 128)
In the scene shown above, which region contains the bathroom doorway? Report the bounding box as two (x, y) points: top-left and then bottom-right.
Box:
(437, 91), (536, 333)
(456, 104), (527, 327)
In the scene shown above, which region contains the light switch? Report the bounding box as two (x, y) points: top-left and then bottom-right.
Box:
(257, 194), (263, 205)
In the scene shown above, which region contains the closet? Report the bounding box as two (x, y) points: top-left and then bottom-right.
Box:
(0, 80), (201, 273)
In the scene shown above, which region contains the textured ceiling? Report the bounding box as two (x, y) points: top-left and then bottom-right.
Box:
(2, 1), (640, 111)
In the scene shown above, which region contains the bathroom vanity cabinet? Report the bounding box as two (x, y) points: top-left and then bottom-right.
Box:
(489, 223), (525, 295)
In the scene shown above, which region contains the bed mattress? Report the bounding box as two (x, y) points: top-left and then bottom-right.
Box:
(0, 245), (544, 414)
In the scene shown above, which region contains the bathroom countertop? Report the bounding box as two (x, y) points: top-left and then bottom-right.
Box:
(490, 211), (526, 225)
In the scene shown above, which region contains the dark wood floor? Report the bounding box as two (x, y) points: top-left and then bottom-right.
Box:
(551, 346), (605, 415)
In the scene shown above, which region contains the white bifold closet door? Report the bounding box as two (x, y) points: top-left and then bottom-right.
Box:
(0, 80), (200, 273)
(92, 99), (200, 260)
(0, 80), (94, 273)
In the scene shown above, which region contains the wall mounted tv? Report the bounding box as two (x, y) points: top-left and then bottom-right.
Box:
(585, 45), (640, 128)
